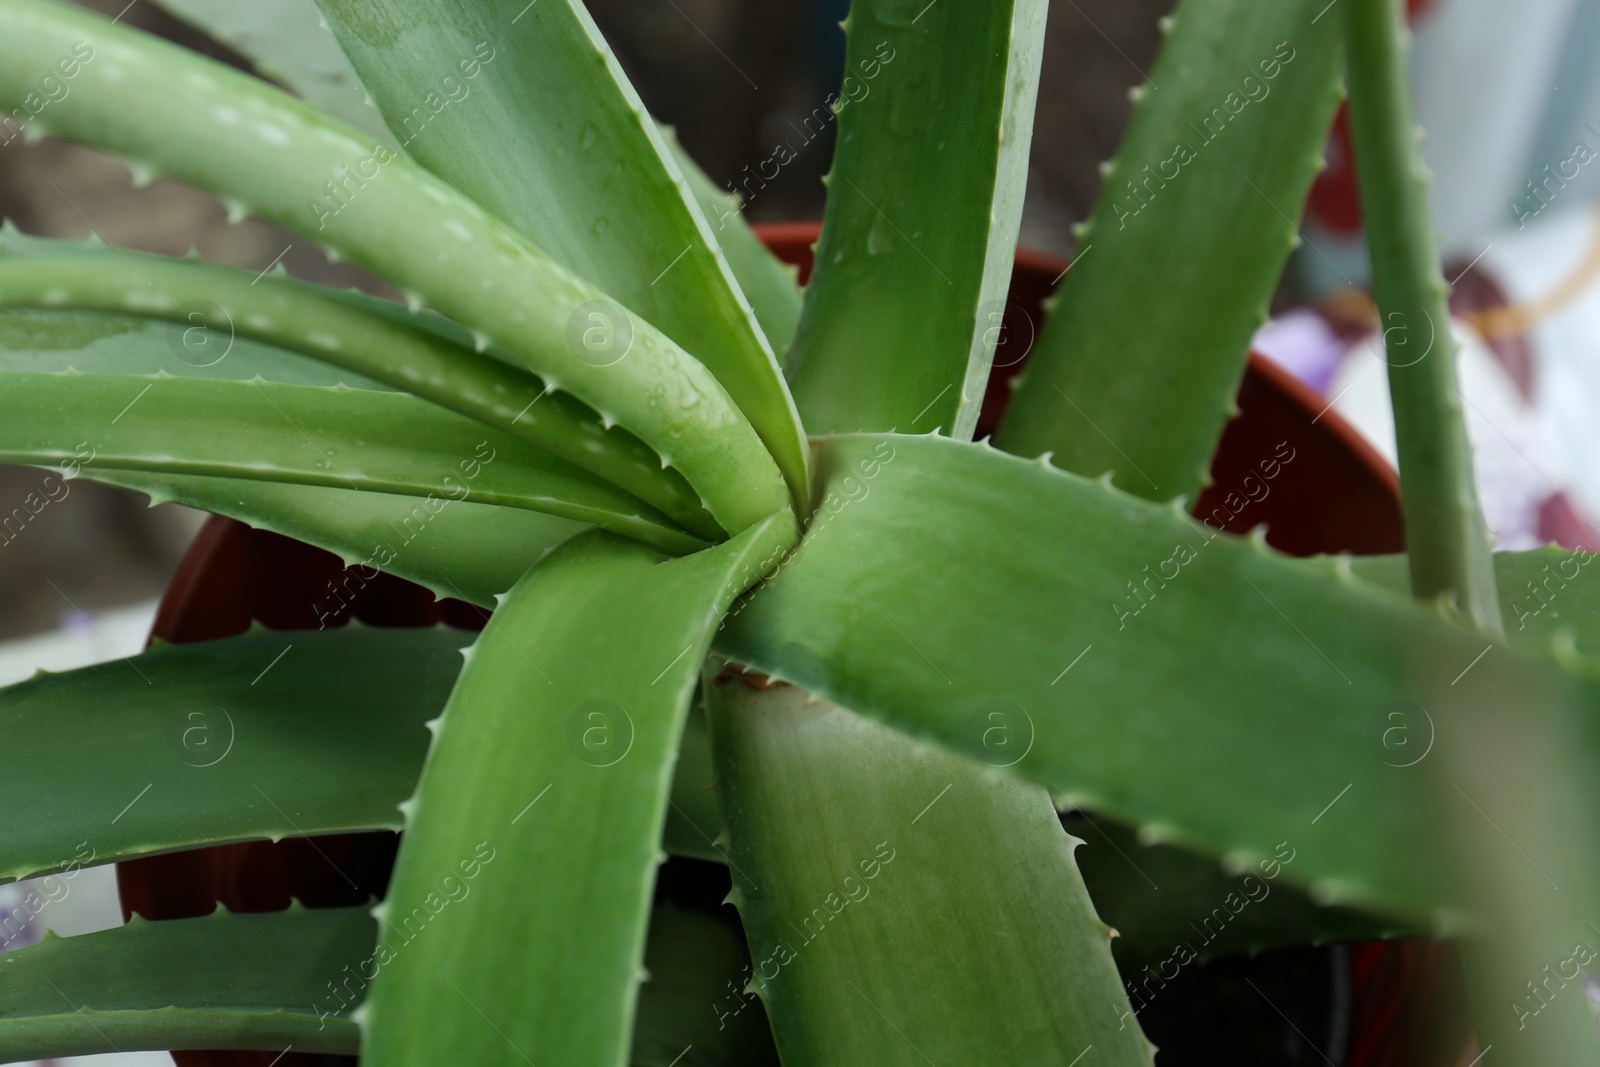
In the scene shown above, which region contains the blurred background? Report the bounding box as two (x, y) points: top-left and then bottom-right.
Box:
(6, 0), (1600, 1062)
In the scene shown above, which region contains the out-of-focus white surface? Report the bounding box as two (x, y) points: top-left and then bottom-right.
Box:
(0, 599), (162, 688)
(1482, 204), (1600, 527)
(1298, 0), (1600, 294)
(0, 599), (176, 1067)
(1261, 196), (1600, 551)
(1413, 0), (1580, 253)
(1324, 324), (1569, 550)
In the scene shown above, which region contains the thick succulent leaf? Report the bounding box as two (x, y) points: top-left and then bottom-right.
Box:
(0, 304), (383, 387)
(1, 371), (704, 553)
(0, 230), (714, 535)
(1344, 0), (1500, 631)
(0, 246), (495, 399)
(996, 0), (1345, 501)
(0, 626), (463, 885)
(714, 433), (1600, 924)
(149, 0), (388, 142)
(0, 0), (787, 536)
(785, 0), (1048, 438)
(3, 622), (747, 893)
(1064, 813), (1420, 967)
(87, 470), (583, 608)
(0, 905), (373, 1060)
(633, 904), (780, 1067)
(663, 130), (803, 359)
(706, 678), (1154, 1066)
(362, 514), (798, 1067)
(314, 0), (811, 509)
(0, 902), (777, 1065)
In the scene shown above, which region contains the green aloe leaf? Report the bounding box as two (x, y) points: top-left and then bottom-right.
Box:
(314, 0), (811, 509)
(0, 902), (779, 1065)
(0, 305), (379, 388)
(0, 905), (374, 1060)
(0, 626), (464, 885)
(0, 230), (715, 536)
(785, 0), (1048, 438)
(0, 0), (787, 535)
(3, 621), (750, 890)
(663, 130), (803, 359)
(85, 470), (585, 608)
(1344, 0), (1500, 632)
(997, 0), (1346, 502)
(362, 514), (797, 1067)
(1342, 0), (1564, 1023)
(0, 371), (704, 553)
(149, 0), (388, 142)
(706, 677), (1153, 1066)
(714, 434), (1597, 924)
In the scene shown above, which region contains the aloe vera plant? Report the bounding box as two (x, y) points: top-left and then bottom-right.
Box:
(2, 0), (1599, 1063)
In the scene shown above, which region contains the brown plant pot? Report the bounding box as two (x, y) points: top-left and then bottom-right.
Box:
(118, 224), (1449, 1065)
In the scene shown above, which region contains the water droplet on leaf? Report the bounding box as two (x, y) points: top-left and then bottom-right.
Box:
(867, 217), (896, 256)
